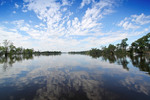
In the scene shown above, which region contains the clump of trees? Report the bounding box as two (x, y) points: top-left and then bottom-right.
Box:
(98, 38), (128, 56)
(69, 33), (150, 57)
(130, 33), (150, 53)
(0, 40), (34, 56)
(88, 48), (102, 58)
(88, 32), (150, 57)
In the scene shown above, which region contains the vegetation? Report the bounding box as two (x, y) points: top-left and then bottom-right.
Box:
(89, 32), (149, 56)
(0, 40), (62, 56)
(34, 51), (61, 56)
(68, 32), (150, 58)
(68, 51), (88, 54)
(88, 48), (102, 58)
(130, 33), (150, 54)
(0, 40), (34, 56)
(0, 32), (149, 57)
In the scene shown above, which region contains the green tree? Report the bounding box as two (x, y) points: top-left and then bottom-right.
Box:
(121, 38), (128, 51)
(9, 43), (16, 54)
(16, 47), (23, 54)
(130, 33), (150, 53)
(107, 44), (116, 55)
(3, 40), (12, 56)
(89, 48), (101, 58)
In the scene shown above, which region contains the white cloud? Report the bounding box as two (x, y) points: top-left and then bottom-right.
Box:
(22, 9), (28, 12)
(13, 11), (16, 14)
(62, 0), (72, 6)
(131, 13), (150, 25)
(0, 0), (126, 51)
(118, 20), (139, 30)
(15, 3), (19, 8)
(20, 26), (29, 31)
(12, 20), (25, 28)
(80, 0), (93, 8)
(23, 0), (69, 37)
(61, 7), (67, 12)
(118, 13), (150, 30)
(0, 26), (31, 49)
(76, 0), (116, 35)
(23, 0), (117, 37)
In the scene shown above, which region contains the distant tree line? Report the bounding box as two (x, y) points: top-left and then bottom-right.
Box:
(68, 51), (88, 54)
(34, 51), (61, 56)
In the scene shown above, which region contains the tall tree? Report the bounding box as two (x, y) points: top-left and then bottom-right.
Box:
(121, 38), (128, 51)
(130, 33), (150, 53)
(3, 40), (11, 56)
(107, 44), (116, 55)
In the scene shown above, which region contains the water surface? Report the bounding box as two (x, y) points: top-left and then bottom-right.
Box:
(0, 54), (150, 100)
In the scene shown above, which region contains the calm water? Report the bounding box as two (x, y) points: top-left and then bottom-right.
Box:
(0, 54), (150, 100)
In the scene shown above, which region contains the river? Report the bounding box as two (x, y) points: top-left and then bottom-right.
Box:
(0, 54), (150, 100)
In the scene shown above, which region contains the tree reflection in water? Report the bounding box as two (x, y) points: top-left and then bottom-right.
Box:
(89, 53), (150, 74)
(0, 54), (33, 71)
(129, 55), (150, 74)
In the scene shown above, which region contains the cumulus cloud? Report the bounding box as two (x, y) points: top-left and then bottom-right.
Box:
(118, 13), (150, 30)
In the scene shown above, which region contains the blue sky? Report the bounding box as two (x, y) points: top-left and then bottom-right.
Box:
(0, 0), (150, 51)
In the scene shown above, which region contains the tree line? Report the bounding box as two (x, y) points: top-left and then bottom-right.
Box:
(101, 32), (150, 55)
(0, 40), (62, 57)
(89, 32), (149, 56)
(69, 32), (150, 56)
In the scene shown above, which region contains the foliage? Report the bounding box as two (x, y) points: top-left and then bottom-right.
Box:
(130, 33), (150, 53)
(68, 51), (88, 54)
(89, 48), (102, 58)
(0, 40), (34, 56)
(121, 38), (128, 50)
(34, 51), (61, 55)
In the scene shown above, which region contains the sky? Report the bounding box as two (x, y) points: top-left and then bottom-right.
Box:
(0, 0), (150, 51)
